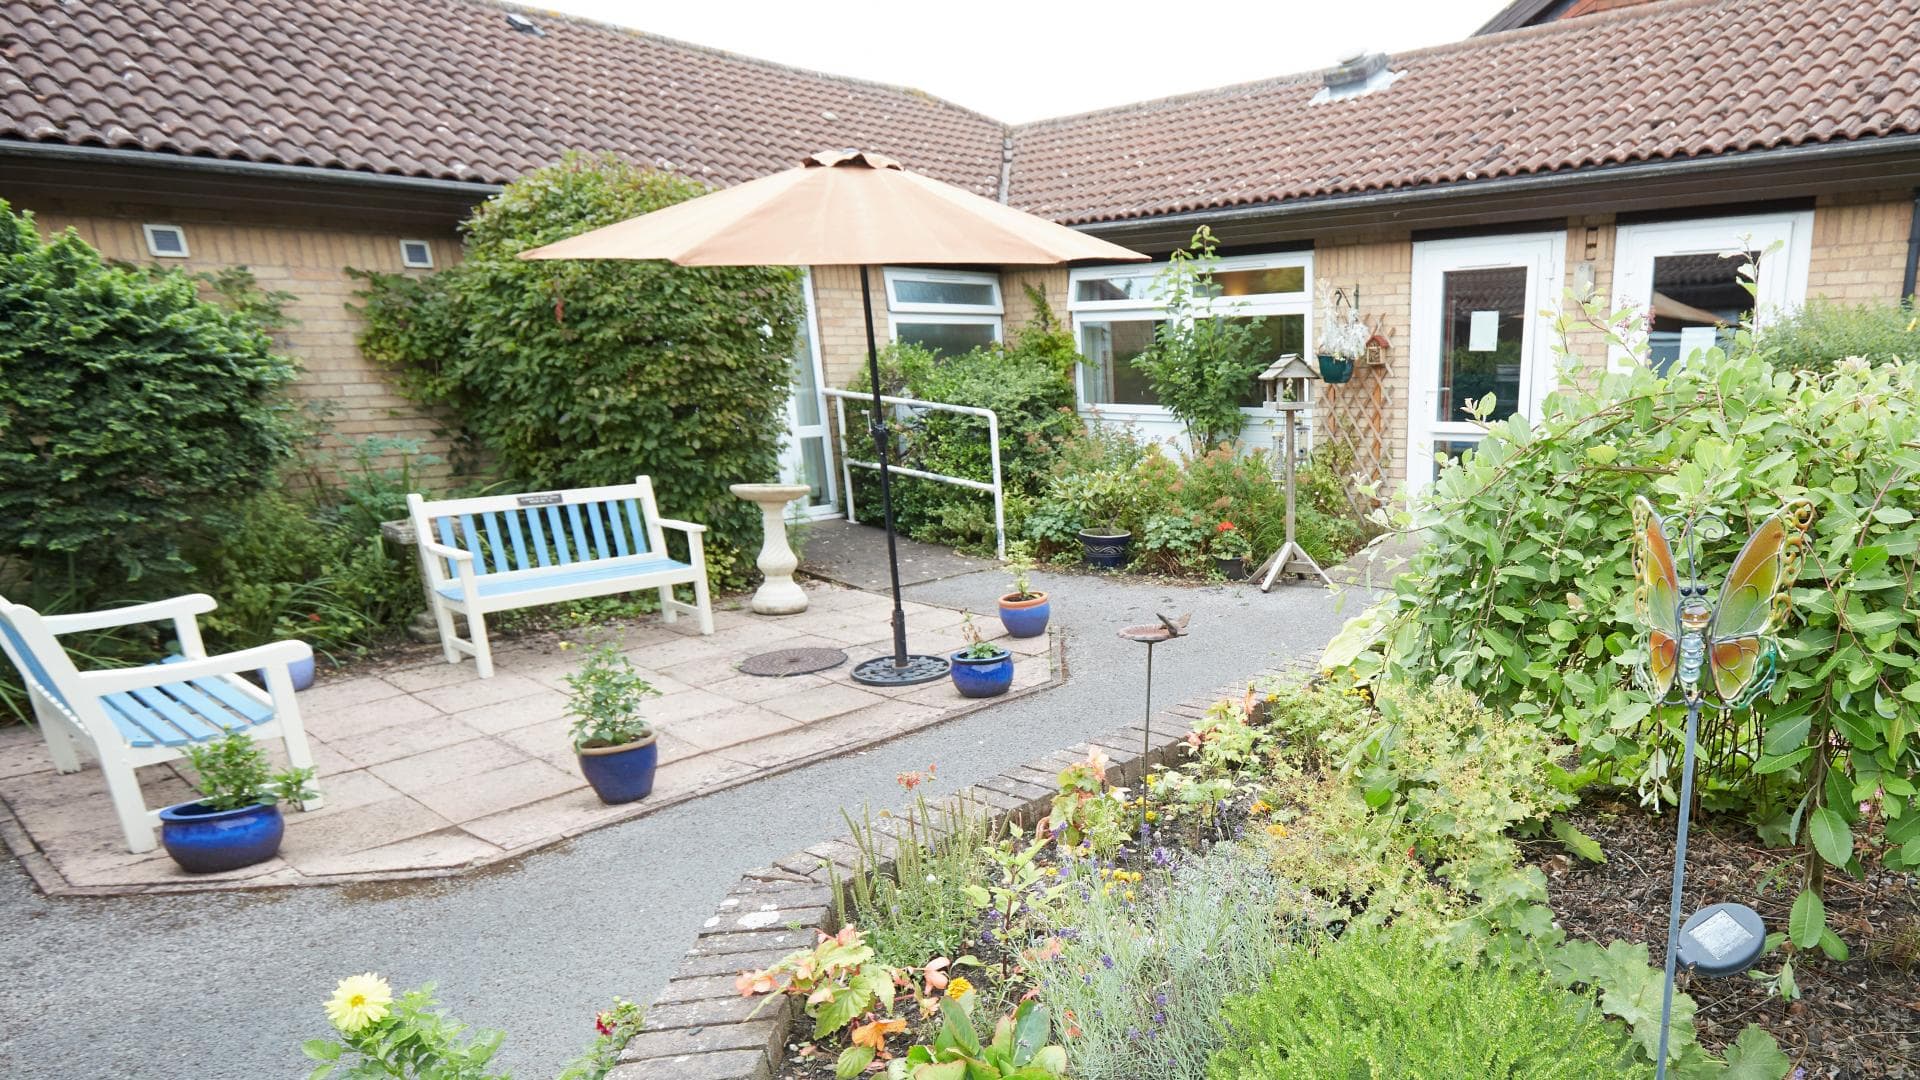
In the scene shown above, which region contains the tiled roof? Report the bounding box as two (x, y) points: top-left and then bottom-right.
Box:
(0, 0), (1007, 195)
(1006, 0), (1920, 224)
(3, 0), (1916, 226)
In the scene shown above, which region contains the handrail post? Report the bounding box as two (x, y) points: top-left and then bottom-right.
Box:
(835, 395), (855, 524)
(987, 409), (1005, 561)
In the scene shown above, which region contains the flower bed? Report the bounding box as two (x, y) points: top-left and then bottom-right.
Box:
(618, 672), (1865, 1080)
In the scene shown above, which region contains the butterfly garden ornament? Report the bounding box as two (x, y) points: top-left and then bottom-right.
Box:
(1631, 495), (1815, 709)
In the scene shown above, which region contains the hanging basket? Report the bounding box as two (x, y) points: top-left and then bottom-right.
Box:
(1317, 354), (1355, 384)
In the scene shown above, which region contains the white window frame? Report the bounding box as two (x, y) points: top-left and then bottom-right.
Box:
(1608, 210), (1814, 371)
(1066, 251), (1314, 421)
(399, 239), (435, 269)
(142, 223), (189, 258)
(884, 268), (1004, 349)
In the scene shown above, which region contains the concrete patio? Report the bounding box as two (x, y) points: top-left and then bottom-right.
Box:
(0, 581), (1056, 896)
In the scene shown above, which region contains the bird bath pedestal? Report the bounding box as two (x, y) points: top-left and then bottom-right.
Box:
(731, 483), (813, 615)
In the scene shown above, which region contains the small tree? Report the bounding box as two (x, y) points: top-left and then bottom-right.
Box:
(1132, 226), (1270, 450)
(354, 153), (800, 579)
(0, 201), (297, 596)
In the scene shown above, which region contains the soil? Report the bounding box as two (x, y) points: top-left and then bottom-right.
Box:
(1531, 800), (1920, 1078)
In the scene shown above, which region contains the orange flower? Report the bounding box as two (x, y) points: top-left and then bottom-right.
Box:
(734, 969), (778, 996)
(851, 1017), (907, 1055)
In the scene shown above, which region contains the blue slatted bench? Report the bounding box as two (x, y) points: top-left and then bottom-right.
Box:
(0, 593), (324, 854)
(406, 475), (714, 678)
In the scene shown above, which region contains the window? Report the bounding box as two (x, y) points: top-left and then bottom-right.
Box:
(142, 224), (189, 258)
(885, 268), (1002, 356)
(400, 240), (435, 268)
(1068, 252), (1312, 411)
(1610, 211), (1813, 373)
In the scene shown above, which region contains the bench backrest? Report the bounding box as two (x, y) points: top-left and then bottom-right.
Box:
(0, 597), (78, 711)
(407, 476), (670, 582)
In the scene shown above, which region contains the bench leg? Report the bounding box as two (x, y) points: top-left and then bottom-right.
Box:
(101, 756), (157, 854)
(431, 599), (461, 665)
(32, 700), (85, 774)
(468, 609), (495, 678)
(271, 694), (325, 813)
(692, 572), (714, 636)
(657, 586), (677, 626)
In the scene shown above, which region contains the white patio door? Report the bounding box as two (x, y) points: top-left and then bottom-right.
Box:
(779, 271), (839, 519)
(1407, 232), (1565, 492)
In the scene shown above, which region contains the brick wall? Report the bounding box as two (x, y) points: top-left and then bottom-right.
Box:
(807, 264), (878, 391)
(1313, 237), (1413, 483)
(1806, 190), (1915, 304)
(1002, 266), (1070, 332)
(25, 205), (462, 480)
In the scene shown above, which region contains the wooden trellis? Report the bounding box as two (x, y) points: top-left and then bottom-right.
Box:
(1315, 357), (1395, 494)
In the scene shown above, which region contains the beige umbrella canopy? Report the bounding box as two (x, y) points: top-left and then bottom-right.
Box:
(521, 149), (1147, 685)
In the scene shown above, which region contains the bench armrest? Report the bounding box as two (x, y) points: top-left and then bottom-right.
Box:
(42, 594), (217, 636)
(655, 518), (708, 534)
(421, 540), (477, 563)
(76, 639), (313, 696)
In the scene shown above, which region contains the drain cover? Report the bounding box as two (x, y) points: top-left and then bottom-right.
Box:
(850, 653), (950, 687)
(739, 647), (848, 677)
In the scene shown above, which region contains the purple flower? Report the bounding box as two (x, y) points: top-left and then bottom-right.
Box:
(1126, 1027), (1143, 1042)
(1151, 847), (1171, 867)
(1082, 973), (1092, 985)
(1154, 992), (1168, 1006)
(1100, 953), (1115, 969)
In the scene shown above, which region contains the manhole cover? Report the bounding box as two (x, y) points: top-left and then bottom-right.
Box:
(739, 647), (848, 677)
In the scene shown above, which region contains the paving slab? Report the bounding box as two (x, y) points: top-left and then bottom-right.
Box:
(798, 518), (988, 589)
(0, 580), (1061, 894)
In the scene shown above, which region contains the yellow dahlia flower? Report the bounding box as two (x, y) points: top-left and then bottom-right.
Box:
(325, 973), (393, 1034)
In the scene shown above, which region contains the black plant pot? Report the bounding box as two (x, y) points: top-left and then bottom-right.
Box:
(1215, 556), (1248, 580)
(1077, 530), (1132, 570)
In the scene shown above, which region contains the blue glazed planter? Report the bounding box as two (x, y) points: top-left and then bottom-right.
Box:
(1317, 354), (1355, 384)
(159, 799), (285, 873)
(997, 592), (1051, 638)
(248, 654), (315, 692)
(1078, 530), (1132, 571)
(949, 648), (1014, 698)
(577, 735), (659, 805)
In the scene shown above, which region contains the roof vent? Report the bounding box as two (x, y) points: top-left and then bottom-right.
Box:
(1313, 50), (1400, 103)
(504, 12), (544, 35)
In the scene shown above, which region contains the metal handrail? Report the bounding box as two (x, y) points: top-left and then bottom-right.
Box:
(821, 387), (1005, 560)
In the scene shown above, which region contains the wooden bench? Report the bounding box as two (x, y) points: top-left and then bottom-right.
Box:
(406, 476), (714, 678)
(0, 592), (323, 853)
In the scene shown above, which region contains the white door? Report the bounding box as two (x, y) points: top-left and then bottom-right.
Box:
(1610, 211), (1813, 372)
(779, 271), (839, 519)
(1407, 232), (1565, 492)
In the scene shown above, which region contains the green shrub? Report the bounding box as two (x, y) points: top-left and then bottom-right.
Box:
(353, 152), (801, 582)
(1210, 924), (1645, 1080)
(1758, 296), (1919, 371)
(1035, 843), (1297, 1080)
(0, 201), (297, 595)
(1132, 227), (1272, 449)
(1326, 294), (1920, 935)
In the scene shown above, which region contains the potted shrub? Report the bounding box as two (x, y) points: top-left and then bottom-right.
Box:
(1212, 519), (1253, 580)
(948, 614), (1013, 698)
(160, 732), (316, 873)
(565, 643), (662, 805)
(996, 543), (1050, 638)
(1049, 471), (1135, 570)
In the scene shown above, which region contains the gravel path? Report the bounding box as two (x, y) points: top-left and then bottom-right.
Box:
(0, 568), (1362, 1079)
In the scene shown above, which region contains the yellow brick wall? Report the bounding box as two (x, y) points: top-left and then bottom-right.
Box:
(1002, 266), (1070, 333)
(1806, 191), (1915, 303)
(807, 264), (879, 390)
(25, 206), (462, 479)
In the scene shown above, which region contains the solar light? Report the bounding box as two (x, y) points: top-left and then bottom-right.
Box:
(1676, 902), (1767, 978)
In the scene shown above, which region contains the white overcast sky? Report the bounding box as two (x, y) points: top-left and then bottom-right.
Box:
(539, 1), (1509, 123)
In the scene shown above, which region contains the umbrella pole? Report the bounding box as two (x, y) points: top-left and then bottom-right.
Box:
(849, 265), (948, 687)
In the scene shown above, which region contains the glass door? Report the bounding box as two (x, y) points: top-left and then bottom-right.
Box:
(1407, 233), (1564, 492)
(779, 271), (839, 518)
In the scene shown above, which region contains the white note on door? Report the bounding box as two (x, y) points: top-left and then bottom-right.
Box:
(1467, 310), (1500, 352)
(1678, 325), (1718, 359)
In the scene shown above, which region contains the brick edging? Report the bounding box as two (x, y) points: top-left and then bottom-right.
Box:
(608, 677), (1267, 1080)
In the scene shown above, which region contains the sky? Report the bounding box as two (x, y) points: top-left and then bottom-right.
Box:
(536, 0), (1509, 123)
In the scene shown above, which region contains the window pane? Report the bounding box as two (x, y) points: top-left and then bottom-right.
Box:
(1226, 314), (1306, 407)
(1434, 439), (1480, 480)
(1080, 319), (1161, 405)
(799, 436), (831, 507)
(1647, 252), (1753, 375)
(895, 321), (997, 357)
(789, 306), (821, 427)
(1217, 265), (1306, 296)
(894, 278), (995, 307)
(1437, 266), (1527, 423)
(1075, 274), (1156, 303)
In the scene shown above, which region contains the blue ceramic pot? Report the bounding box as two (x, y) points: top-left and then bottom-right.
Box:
(997, 592), (1051, 638)
(949, 648), (1014, 698)
(159, 799), (285, 873)
(248, 653), (316, 692)
(1078, 530), (1132, 571)
(577, 735), (659, 805)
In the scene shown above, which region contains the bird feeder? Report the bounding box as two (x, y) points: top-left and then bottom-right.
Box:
(1253, 354), (1331, 589)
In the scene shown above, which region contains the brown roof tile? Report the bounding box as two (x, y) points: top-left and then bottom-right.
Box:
(0, 0), (1007, 195)
(1005, 0), (1920, 223)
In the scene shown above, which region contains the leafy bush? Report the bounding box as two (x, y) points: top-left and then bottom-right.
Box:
(1758, 296), (1919, 371)
(1210, 923), (1645, 1080)
(1325, 297), (1920, 914)
(1034, 842), (1297, 1080)
(1132, 227), (1272, 450)
(837, 794), (1001, 969)
(354, 152), (801, 581)
(0, 200), (297, 594)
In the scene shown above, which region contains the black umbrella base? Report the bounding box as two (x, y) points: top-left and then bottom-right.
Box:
(850, 654), (950, 687)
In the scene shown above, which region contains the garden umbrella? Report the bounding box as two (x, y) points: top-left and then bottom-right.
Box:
(521, 149), (1147, 685)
